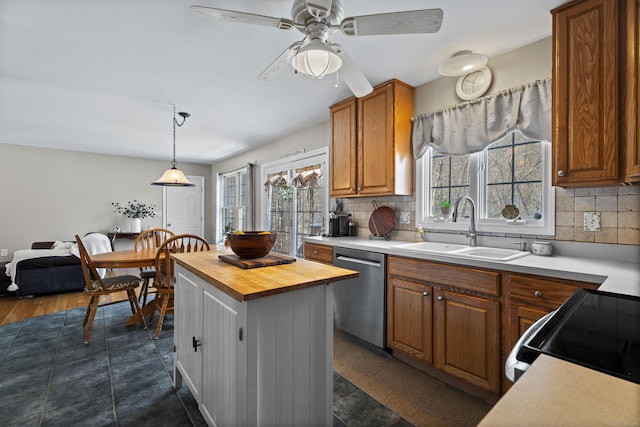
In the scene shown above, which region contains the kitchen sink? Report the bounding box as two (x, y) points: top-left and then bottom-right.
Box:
(391, 242), (468, 253)
(452, 247), (530, 261)
(391, 242), (530, 262)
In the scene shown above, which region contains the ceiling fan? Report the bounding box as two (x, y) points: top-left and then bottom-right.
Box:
(190, 0), (443, 97)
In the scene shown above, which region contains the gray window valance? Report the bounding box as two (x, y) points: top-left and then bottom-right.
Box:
(412, 78), (552, 158)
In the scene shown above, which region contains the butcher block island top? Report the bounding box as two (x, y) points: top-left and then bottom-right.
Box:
(171, 248), (358, 302)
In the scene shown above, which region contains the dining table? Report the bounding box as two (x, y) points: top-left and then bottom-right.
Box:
(91, 248), (164, 326)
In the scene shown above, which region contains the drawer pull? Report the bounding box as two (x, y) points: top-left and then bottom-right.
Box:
(313, 250), (319, 255)
(423, 291), (429, 297)
(437, 295), (444, 301)
(534, 290), (542, 298)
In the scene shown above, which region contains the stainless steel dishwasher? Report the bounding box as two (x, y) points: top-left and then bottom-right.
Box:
(333, 247), (385, 348)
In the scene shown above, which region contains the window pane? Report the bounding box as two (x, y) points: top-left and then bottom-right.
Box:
(514, 182), (542, 219)
(487, 184), (512, 218)
(224, 176), (237, 207)
(432, 155), (450, 187)
(514, 143), (542, 182)
(450, 155), (470, 186)
(488, 146), (513, 184)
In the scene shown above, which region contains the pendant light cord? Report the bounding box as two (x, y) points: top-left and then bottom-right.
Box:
(172, 104), (189, 168)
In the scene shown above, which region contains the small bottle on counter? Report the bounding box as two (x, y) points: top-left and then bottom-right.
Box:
(416, 225), (425, 242)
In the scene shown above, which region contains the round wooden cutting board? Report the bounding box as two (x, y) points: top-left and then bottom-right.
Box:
(368, 201), (396, 239)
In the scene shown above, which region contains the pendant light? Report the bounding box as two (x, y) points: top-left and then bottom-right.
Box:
(152, 105), (194, 187)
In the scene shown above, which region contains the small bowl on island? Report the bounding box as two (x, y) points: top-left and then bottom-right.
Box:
(227, 231), (278, 259)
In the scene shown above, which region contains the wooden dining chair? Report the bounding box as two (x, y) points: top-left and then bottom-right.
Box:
(149, 234), (209, 339)
(75, 235), (147, 344)
(134, 228), (175, 307)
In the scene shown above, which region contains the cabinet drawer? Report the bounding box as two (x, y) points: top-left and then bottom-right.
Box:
(304, 243), (333, 264)
(388, 256), (500, 297)
(507, 273), (597, 310)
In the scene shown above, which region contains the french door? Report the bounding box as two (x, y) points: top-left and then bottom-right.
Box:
(261, 148), (328, 257)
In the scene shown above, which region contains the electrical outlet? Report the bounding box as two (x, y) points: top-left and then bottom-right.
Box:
(1, 249), (7, 257)
(400, 212), (411, 224)
(584, 212), (601, 231)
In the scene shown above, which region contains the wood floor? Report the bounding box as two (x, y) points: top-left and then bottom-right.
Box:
(0, 268), (140, 326)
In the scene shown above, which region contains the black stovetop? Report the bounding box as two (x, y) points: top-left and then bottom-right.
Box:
(518, 288), (640, 384)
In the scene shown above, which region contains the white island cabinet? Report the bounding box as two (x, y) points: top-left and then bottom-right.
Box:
(171, 250), (358, 427)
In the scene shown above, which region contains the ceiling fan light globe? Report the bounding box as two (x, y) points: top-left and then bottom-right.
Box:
(292, 41), (342, 79)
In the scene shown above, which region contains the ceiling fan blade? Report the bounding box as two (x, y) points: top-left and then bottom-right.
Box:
(190, 5), (295, 30)
(340, 9), (443, 36)
(257, 41), (304, 80)
(305, 0), (333, 19)
(332, 45), (373, 98)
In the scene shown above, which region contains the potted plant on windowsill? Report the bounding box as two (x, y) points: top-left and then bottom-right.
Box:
(440, 201), (453, 218)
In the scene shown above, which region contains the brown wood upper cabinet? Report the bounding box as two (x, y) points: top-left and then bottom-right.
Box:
(552, 0), (639, 186)
(329, 79), (414, 197)
(624, 0), (640, 181)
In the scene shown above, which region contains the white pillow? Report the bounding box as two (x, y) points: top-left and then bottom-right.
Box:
(52, 241), (74, 250)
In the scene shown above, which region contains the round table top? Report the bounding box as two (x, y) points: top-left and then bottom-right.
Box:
(90, 248), (158, 269)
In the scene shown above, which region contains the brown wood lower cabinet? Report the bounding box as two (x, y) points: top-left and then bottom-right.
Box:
(303, 242), (334, 264)
(502, 272), (598, 392)
(387, 256), (501, 395)
(433, 288), (500, 393)
(387, 277), (433, 363)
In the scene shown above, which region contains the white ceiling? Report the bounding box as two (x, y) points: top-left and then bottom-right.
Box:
(0, 0), (565, 164)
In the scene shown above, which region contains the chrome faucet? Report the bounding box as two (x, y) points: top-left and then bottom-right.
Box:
(452, 195), (477, 247)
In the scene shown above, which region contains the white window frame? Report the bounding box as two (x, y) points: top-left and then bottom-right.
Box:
(416, 139), (555, 236)
(217, 167), (247, 242)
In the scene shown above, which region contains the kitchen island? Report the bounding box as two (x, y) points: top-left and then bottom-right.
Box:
(171, 249), (358, 427)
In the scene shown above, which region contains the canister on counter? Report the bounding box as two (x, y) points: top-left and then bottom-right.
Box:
(348, 221), (357, 236)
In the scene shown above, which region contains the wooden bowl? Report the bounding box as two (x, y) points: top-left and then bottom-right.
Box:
(227, 231), (277, 259)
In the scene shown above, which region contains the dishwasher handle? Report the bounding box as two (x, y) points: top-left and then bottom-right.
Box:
(335, 255), (382, 268)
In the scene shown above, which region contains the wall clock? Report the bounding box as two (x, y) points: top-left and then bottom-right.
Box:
(456, 66), (492, 101)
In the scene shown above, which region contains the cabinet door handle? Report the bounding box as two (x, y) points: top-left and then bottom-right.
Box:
(357, 187), (362, 192)
(313, 250), (319, 255)
(437, 295), (444, 301)
(192, 336), (201, 352)
(557, 170), (566, 177)
(534, 290), (542, 298)
(423, 291), (429, 297)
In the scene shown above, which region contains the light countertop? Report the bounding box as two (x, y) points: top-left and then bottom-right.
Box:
(478, 355), (640, 426)
(305, 236), (640, 296)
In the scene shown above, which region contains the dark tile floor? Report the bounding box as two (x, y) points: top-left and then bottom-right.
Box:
(0, 301), (411, 426)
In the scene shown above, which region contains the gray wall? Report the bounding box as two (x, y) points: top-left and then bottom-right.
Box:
(0, 143), (212, 261)
(210, 122), (330, 238)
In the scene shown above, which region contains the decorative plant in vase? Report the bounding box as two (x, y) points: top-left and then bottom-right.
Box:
(112, 200), (157, 232)
(440, 201), (453, 218)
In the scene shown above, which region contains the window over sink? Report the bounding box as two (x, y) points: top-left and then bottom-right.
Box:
(416, 132), (554, 236)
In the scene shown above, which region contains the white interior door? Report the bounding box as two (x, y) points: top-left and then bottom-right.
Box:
(164, 175), (204, 236)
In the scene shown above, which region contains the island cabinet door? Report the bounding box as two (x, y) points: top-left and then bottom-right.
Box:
(200, 286), (248, 427)
(174, 270), (203, 401)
